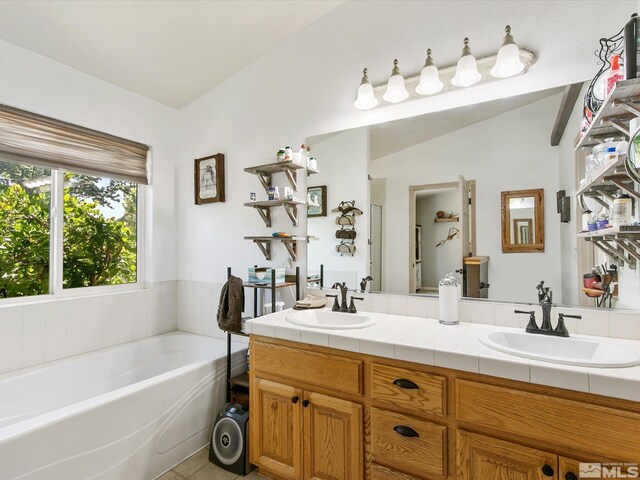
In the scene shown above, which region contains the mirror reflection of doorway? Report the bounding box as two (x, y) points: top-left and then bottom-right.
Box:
(369, 203), (382, 292)
(409, 179), (476, 293)
(513, 218), (533, 244)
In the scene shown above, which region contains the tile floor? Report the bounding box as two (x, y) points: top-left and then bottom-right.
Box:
(156, 447), (264, 480)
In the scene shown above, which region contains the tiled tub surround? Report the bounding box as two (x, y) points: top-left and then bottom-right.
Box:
(0, 332), (247, 480)
(0, 281), (177, 374)
(246, 308), (640, 403)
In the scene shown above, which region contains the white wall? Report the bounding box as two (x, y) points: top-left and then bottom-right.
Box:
(416, 190), (459, 288)
(307, 128), (369, 290)
(0, 38), (180, 371)
(370, 94), (563, 303)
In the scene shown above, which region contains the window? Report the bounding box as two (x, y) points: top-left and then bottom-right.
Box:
(0, 159), (140, 299)
(0, 105), (148, 300)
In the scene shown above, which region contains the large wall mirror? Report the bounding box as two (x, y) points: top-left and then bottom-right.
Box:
(306, 84), (640, 310)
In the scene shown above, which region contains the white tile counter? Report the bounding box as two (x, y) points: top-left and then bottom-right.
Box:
(245, 308), (640, 403)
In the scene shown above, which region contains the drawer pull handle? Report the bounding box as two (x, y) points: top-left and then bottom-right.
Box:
(291, 396), (299, 404)
(393, 425), (420, 438)
(565, 473), (578, 480)
(302, 400), (310, 408)
(393, 378), (419, 389)
(541, 465), (554, 477)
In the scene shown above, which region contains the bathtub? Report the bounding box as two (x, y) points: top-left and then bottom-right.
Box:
(0, 332), (247, 480)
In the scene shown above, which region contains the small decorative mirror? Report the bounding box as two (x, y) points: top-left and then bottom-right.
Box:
(501, 188), (544, 253)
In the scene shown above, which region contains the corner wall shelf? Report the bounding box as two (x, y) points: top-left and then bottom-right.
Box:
(577, 226), (640, 269)
(575, 78), (640, 151)
(244, 161), (305, 193)
(244, 199), (306, 227)
(244, 235), (308, 261)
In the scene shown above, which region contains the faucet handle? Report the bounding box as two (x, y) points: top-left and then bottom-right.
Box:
(515, 309), (538, 333)
(325, 294), (340, 312)
(559, 313), (582, 320)
(555, 313), (580, 337)
(348, 296), (364, 313)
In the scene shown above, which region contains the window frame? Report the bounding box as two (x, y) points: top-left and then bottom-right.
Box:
(0, 167), (145, 305)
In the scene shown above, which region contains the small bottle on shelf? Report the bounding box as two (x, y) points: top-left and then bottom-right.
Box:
(605, 54), (623, 97)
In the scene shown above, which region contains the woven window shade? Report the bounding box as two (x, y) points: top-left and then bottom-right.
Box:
(0, 105), (149, 184)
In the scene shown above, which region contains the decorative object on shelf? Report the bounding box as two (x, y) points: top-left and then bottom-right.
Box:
(624, 13), (639, 80)
(353, 25), (536, 110)
(307, 185), (327, 217)
(194, 153), (225, 204)
(248, 267), (285, 285)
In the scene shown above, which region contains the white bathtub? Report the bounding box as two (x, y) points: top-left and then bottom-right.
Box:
(0, 332), (246, 480)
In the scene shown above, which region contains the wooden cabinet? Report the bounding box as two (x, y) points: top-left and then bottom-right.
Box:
(250, 378), (303, 480)
(250, 336), (640, 480)
(250, 339), (364, 479)
(457, 430), (558, 480)
(304, 391), (363, 480)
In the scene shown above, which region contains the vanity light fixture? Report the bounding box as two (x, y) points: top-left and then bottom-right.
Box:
(353, 27), (536, 110)
(353, 68), (378, 110)
(451, 38), (482, 87)
(490, 25), (526, 78)
(383, 59), (409, 103)
(415, 49), (444, 95)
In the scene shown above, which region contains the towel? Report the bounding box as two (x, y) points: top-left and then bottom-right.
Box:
(293, 294), (328, 310)
(217, 275), (245, 332)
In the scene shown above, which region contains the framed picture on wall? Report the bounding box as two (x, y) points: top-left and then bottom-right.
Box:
(307, 185), (327, 217)
(194, 153), (225, 204)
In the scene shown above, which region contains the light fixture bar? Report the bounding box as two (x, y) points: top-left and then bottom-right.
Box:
(369, 48), (536, 103)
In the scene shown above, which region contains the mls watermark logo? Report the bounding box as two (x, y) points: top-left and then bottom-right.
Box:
(579, 462), (640, 478)
(580, 463), (602, 478)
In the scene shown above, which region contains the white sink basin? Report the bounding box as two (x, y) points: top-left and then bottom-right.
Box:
(285, 310), (376, 330)
(480, 331), (640, 368)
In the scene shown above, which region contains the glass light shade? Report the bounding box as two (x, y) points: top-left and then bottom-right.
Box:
(491, 42), (524, 78)
(383, 59), (409, 103)
(354, 82), (378, 110)
(451, 54), (481, 87)
(416, 65), (443, 95)
(353, 68), (378, 110)
(384, 74), (409, 102)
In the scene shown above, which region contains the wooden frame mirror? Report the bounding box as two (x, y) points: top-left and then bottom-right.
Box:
(501, 188), (544, 253)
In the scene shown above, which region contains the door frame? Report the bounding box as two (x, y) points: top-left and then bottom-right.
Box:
(408, 181), (458, 293)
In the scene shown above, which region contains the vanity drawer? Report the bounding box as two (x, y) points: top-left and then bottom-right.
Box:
(371, 407), (447, 479)
(251, 340), (363, 395)
(371, 363), (446, 417)
(456, 379), (640, 461)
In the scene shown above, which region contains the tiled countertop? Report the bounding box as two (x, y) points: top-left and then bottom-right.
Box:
(245, 308), (640, 403)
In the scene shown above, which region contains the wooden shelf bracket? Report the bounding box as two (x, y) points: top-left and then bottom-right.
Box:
(282, 239), (298, 261)
(251, 238), (272, 260)
(283, 203), (299, 226)
(254, 206), (272, 227)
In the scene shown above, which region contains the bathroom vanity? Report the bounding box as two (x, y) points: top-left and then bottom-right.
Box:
(247, 312), (640, 480)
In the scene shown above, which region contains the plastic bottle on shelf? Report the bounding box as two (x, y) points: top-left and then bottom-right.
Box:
(605, 54), (624, 97)
(612, 192), (633, 227)
(284, 146), (293, 162)
(306, 146), (312, 167)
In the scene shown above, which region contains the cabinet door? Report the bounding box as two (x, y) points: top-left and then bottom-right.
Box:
(457, 431), (558, 480)
(303, 391), (363, 480)
(250, 378), (303, 480)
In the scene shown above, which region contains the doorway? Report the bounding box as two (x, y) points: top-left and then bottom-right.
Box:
(409, 178), (476, 292)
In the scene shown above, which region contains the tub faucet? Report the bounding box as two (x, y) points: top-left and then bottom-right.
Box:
(331, 282), (349, 312)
